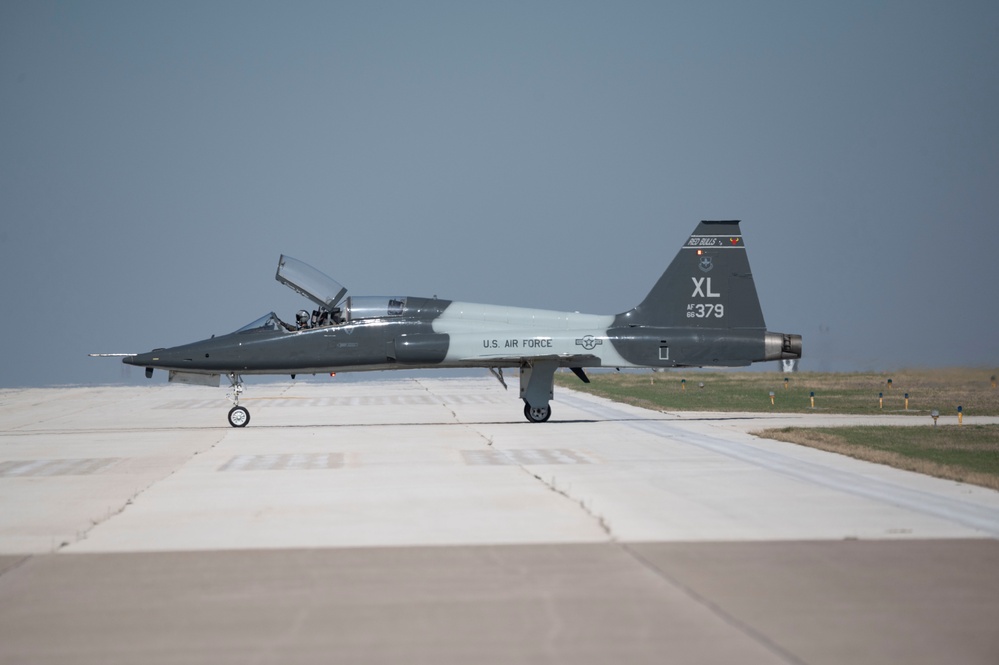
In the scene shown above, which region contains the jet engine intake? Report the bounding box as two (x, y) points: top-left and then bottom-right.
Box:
(392, 333), (450, 364)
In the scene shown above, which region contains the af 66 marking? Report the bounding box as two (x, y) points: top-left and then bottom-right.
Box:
(687, 303), (725, 318)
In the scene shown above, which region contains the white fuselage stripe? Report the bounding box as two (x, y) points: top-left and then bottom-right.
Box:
(432, 302), (632, 366)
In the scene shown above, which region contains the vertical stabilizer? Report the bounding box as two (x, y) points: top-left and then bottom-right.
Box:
(617, 220), (766, 329)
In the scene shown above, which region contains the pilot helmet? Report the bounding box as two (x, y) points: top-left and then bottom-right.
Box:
(296, 310), (310, 325)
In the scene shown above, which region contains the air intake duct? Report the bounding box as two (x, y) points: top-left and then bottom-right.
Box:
(391, 333), (450, 364)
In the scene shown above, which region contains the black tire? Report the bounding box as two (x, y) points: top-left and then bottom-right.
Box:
(228, 406), (250, 428)
(523, 402), (551, 423)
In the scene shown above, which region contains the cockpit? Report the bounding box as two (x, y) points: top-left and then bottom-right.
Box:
(287, 297), (408, 330)
(231, 256), (409, 334)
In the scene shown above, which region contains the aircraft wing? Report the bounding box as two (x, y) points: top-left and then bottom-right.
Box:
(455, 353), (601, 367)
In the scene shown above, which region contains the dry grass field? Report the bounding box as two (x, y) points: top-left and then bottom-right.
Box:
(556, 367), (999, 416)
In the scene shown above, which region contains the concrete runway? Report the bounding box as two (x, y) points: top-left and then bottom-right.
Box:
(1, 377), (998, 663)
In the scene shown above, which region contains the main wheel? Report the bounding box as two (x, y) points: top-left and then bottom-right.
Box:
(523, 403), (552, 423)
(228, 406), (250, 428)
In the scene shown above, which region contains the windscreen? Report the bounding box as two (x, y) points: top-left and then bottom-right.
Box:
(234, 312), (284, 333)
(275, 255), (348, 309)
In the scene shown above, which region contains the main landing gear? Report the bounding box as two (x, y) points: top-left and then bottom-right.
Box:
(519, 360), (557, 423)
(226, 373), (250, 427)
(523, 402), (552, 423)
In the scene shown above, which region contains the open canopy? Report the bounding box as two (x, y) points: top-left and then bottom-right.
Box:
(275, 255), (348, 310)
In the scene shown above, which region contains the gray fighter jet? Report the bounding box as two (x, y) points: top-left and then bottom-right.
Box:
(121, 220), (801, 426)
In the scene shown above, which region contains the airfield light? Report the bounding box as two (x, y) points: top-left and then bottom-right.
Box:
(681, 379), (686, 392)
(992, 375), (997, 389)
(931, 410), (939, 427)
(783, 377), (789, 390)
(904, 393), (910, 410)
(698, 382), (705, 390)
(887, 378), (893, 390)
(958, 406), (963, 426)
(878, 392), (883, 409)
(769, 391), (775, 406)
(810, 391), (815, 408)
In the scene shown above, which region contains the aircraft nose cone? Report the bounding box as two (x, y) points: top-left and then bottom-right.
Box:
(124, 348), (184, 370)
(122, 335), (242, 372)
(123, 352), (156, 367)
(124, 343), (205, 369)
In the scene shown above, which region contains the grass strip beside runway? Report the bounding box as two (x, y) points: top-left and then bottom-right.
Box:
(557, 368), (999, 416)
(756, 425), (999, 490)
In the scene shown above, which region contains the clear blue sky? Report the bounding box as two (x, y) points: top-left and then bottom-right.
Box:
(2, 1), (997, 387)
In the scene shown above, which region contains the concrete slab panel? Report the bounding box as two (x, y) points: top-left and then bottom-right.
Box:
(0, 544), (798, 665)
(2, 378), (999, 663)
(629, 539), (999, 665)
(1, 542), (997, 665)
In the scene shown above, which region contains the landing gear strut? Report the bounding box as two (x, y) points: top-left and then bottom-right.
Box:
(226, 373), (250, 427)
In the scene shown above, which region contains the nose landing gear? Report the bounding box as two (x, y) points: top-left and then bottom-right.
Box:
(226, 373), (250, 427)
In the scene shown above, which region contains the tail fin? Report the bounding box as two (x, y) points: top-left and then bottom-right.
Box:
(618, 220), (766, 329)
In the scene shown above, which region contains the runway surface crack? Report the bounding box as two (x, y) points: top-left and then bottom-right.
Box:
(59, 428), (230, 551)
(414, 377), (494, 446)
(0, 554), (33, 581)
(528, 470), (614, 540)
(412, 377), (461, 421)
(620, 543), (808, 665)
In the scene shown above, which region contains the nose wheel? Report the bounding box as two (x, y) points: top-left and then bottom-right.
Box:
(228, 405), (250, 427)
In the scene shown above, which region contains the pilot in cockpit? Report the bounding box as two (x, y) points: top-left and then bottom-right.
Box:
(292, 307), (344, 330)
